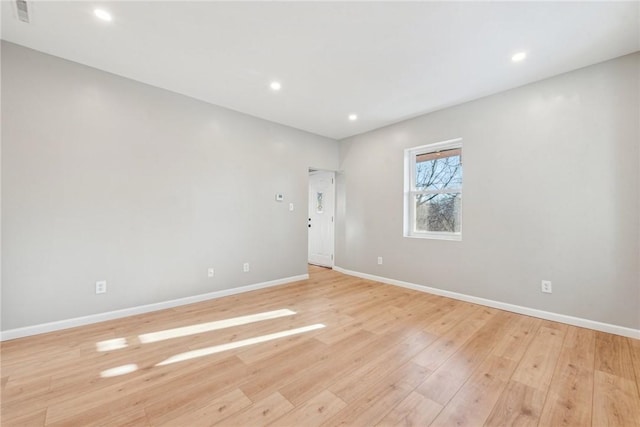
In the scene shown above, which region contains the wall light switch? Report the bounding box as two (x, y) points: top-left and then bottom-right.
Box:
(208, 268), (214, 277)
(289, 203), (294, 211)
(275, 193), (284, 201)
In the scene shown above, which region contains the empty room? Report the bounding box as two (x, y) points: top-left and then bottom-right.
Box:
(1, 1), (639, 426)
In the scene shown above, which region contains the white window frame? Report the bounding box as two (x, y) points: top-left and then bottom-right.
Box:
(403, 138), (463, 241)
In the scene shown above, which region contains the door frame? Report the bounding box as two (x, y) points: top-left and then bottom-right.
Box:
(308, 168), (336, 268)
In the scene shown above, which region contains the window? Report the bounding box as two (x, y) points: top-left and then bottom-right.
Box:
(404, 138), (463, 240)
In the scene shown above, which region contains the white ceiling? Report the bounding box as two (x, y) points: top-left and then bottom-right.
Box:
(2, 1), (638, 140)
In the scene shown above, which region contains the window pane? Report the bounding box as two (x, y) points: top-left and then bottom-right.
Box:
(415, 149), (462, 191)
(415, 193), (461, 233)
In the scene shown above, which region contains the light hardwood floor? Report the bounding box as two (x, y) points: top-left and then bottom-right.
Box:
(2, 266), (640, 426)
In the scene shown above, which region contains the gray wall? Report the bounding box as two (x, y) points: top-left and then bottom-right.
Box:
(1, 42), (339, 330)
(336, 53), (640, 330)
(3, 41), (638, 333)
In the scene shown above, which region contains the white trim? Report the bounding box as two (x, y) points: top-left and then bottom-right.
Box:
(333, 266), (640, 340)
(404, 138), (463, 240)
(406, 137), (463, 153)
(406, 231), (462, 241)
(0, 274), (308, 341)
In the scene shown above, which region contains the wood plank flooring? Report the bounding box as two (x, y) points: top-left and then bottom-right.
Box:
(2, 266), (639, 426)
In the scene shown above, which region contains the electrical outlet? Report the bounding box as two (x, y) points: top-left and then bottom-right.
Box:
(96, 280), (107, 294)
(541, 280), (552, 294)
(377, 256), (383, 265)
(208, 268), (214, 278)
(243, 262), (250, 272)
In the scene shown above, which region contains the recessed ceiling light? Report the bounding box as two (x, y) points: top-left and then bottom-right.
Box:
(270, 81), (281, 91)
(94, 9), (112, 22)
(511, 51), (527, 62)
(348, 114), (358, 121)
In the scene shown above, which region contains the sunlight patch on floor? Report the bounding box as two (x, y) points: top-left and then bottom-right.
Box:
(100, 364), (138, 378)
(96, 337), (128, 352)
(156, 323), (326, 366)
(138, 308), (297, 344)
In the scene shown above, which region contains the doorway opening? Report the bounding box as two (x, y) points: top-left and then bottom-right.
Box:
(308, 169), (335, 268)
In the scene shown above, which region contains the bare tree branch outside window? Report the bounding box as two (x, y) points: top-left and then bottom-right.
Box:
(415, 150), (462, 232)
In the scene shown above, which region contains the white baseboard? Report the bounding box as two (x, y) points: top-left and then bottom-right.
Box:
(333, 266), (640, 340)
(0, 274), (309, 341)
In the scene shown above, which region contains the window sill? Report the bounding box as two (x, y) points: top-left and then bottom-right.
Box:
(404, 232), (462, 241)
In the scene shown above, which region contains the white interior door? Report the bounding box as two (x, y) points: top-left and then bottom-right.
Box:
(308, 171), (335, 267)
